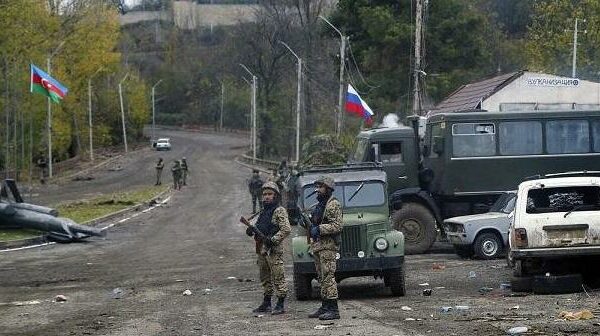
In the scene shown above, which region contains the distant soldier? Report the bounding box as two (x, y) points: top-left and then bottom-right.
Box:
(35, 154), (47, 184)
(248, 169), (264, 213)
(155, 158), (164, 185)
(171, 160), (182, 190)
(308, 175), (343, 320)
(245, 182), (291, 315)
(181, 157), (189, 186)
(277, 160), (289, 180)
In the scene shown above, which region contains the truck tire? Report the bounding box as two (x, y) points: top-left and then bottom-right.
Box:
(392, 203), (436, 254)
(473, 232), (503, 259)
(510, 276), (533, 292)
(532, 274), (582, 295)
(294, 272), (312, 301)
(385, 266), (406, 297)
(453, 245), (473, 258)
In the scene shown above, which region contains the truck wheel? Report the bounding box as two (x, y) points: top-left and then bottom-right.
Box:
(473, 232), (503, 259)
(294, 272), (312, 301)
(532, 274), (582, 295)
(453, 245), (473, 258)
(510, 276), (533, 292)
(392, 203), (436, 254)
(385, 266), (406, 297)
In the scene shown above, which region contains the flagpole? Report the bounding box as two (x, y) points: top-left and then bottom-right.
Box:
(278, 41), (302, 165)
(46, 40), (66, 179)
(319, 15), (346, 137)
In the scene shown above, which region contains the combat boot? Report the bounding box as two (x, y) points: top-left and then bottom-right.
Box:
(271, 296), (286, 315)
(252, 295), (271, 313)
(319, 299), (340, 320)
(308, 300), (326, 318)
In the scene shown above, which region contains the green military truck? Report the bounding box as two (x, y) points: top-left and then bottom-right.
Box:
(292, 164), (405, 300)
(350, 110), (600, 254)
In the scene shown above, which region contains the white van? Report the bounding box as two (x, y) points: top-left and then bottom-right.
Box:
(509, 172), (600, 276)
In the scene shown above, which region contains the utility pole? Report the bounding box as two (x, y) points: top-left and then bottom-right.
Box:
(152, 79), (163, 142)
(118, 73), (130, 153)
(412, 0), (424, 116)
(571, 18), (587, 78)
(88, 67), (103, 162)
(278, 41), (303, 165)
(240, 64), (257, 162)
(220, 81), (224, 131)
(319, 15), (346, 136)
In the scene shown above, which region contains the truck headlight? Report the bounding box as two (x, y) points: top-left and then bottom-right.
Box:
(374, 237), (389, 251)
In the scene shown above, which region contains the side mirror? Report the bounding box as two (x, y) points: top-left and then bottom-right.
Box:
(433, 136), (444, 154)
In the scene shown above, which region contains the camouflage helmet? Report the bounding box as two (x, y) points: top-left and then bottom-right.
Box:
(315, 175), (335, 190)
(261, 181), (280, 195)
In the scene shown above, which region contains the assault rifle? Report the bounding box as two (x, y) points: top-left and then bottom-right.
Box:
(239, 212), (270, 253)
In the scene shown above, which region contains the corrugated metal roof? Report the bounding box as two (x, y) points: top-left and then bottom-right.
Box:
(430, 71), (524, 114)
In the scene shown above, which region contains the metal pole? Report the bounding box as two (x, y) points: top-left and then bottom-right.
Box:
(296, 58), (302, 164)
(239, 64), (257, 162)
(88, 78), (93, 161)
(220, 82), (224, 131)
(252, 75), (257, 162)
(413, 0), (423, 115)
(319, 16), (346, 136)
(119, 73), (130, 153)
(572, 18), (578, 78)
(152, 79), (163, 142)
(47, 57), (53, 178)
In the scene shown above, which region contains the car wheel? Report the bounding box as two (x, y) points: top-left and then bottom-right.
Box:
(293, 272), (312, 300)
(391, 203), (437, 255)
(533, 274), (582, 295)
(473, 232), (503, 259)
(510, 276), (533, 293)
(453, 245), (473, 258)
(385, 266), (406, 297)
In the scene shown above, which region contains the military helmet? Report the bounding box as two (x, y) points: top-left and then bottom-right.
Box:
(261, 181), (280, 195)
(315, 175), (335, 190)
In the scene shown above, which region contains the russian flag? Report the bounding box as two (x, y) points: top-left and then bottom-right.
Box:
(345, 84), (374, 125)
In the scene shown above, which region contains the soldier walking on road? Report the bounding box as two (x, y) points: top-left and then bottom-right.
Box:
(248, 169), (264, 213)
(308, 175), (343, 320)
(181, 157), (189, 186)
(245, 182), (291, 315)
(155, 158), (164, 185)
(171, 160), (182, 190)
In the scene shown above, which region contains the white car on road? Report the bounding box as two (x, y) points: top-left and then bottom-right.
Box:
(155, 138), (171, 151)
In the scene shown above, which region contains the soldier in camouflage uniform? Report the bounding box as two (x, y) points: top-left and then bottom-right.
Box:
(171, 160), (182, 190)
(180, 157), (189, 186)
(245, 181), (291, 315)
(247, 169), (264, 213)
(308, 175), (343, 320)
(155, 158), (164, 185)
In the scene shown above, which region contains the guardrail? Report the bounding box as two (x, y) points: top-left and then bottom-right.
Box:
(238, 154), (280, 171)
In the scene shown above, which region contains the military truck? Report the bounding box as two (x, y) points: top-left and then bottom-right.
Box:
(350, 110), (600, 254)
(292, 163), (405, 300)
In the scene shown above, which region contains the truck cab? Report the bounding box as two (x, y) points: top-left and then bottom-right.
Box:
(291, 164), (405, 299)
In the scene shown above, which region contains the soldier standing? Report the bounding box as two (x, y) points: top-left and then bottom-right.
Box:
(245, 182), (291, 315)
(308, 175), (343, 320)
(171, 160), (182, 190)
(248, 169), (264, 213)
(181, 157), (189, 186)
(155, 158), (164, 185)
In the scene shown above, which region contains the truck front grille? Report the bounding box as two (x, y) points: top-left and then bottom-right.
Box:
(340, 226), (362, 257)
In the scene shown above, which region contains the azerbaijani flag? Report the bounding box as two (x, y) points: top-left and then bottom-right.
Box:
(345, 84), (374, 125)
(30, 64), (69, 104)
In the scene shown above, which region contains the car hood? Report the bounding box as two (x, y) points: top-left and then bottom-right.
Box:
(444, 212), (509, 226)
(342, 212), (388, 226)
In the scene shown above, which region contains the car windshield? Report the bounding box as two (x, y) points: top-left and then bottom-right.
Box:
(489, 193), (516, 214)
(526, 186), (600, 214)
(158, 140), (169, 143)
(302, 181), (385, 209)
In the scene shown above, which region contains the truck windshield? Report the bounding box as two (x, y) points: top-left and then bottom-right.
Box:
(302, 181), (385, 209)
(526, 186), (600, 214)
(489, 193), (516, 214)
(349, 138), (369, 162)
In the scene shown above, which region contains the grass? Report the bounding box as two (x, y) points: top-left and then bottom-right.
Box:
(0, 185), (169, 242)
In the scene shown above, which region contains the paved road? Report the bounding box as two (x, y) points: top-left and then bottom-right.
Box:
(2, 130), (599, 336)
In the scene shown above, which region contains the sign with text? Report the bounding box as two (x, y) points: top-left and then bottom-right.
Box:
(524, 77), (580, 87)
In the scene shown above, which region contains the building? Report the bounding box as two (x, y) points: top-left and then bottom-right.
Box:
(429, 70), (600, 115)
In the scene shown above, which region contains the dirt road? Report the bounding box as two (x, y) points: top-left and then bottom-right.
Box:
(1, 130), (599, 336)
